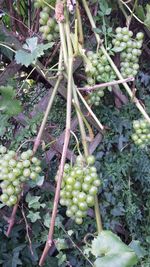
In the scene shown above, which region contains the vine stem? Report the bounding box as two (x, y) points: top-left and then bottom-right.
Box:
(6, 196), (20, 236)
(76, 88), (104, 131)
(33, 48), (63, 153)
(78, 77), (134, 91)
(39, 13), (73, 266)
(81, 0), (150, 124)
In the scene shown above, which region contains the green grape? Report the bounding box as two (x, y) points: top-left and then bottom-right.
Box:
(75, 217), (83, 225)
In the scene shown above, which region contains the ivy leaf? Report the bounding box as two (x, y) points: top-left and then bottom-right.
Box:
(27, 211), (41, 223)
(15, 37), (54, 67)
(26, 193), (45, 210)
(0, 86), (22, 116)
(27, 175), (44, 188)
(92, 231), (138, 267)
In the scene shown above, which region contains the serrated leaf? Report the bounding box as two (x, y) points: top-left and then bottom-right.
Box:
(15, 37), (54, 67)
(27, 211), (41, 222)
(23, 37), (38, 52)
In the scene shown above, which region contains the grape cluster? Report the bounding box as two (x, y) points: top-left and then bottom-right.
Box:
(56, 155), (101, 224)
(0, 146), (41, 207)
(132, 119), (150, 148)
(113, 27), (144, 78)
(85, 51), (116, 106)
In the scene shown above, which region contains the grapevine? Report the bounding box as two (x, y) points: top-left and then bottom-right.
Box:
(0, 146), (41, 207)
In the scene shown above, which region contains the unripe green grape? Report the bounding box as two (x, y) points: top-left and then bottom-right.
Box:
(123, 35), (129, 42)
(116, 27), (122, 34)
(70, 205), (78, 213)
(75, 217), (83, 224)
(40, 11), (49, 22)
(89, 186), (98, 196)
(30, 172), (38, 180)
(8, 173), (16, 182)
(78, 202), (88, 211)
(66, 209), (74, 218)
(122, 27), (128, 34)
(60, 198), (66, 206)
(1, 193), (9, 202)
(1, 180), (10, 189)
(84, 175), (93, 184)
(21, 152), (29, 160)
(23, 168), (31, 177)
(86, 155), (95, 165)
(73, 197), (78, 205)
(9, 195), (17, 205)
(23, 160), (30, 168)
(76, 210), (84, 218)
(35, 166), (41, 173)
(136, 32), (144, 40)
(93, 179), (101, 187)
(82, 183), (90, 192)
(47, 34), (53, 41)
(86, 195), (94, 206)
(78, 192), (86, 201)
(74, 181), (82, 190)
(116, 33), (123, 41)
(6, 185), (15, 195)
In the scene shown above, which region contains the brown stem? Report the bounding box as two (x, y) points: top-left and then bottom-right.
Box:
(39, 57), (73, 266)
(6, 196), (20, 237)
(78, 77), (134, 91)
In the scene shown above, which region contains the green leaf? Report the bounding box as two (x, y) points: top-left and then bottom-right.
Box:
(92, 231), (138, 267)
(27, 175), (44, 188)
(55, 238), (68, 251)
(15, 37), (54, 67)
(27, 211), (41, 223)
(25, 193), (45, 210)
(135, 5), (145, 21)
(129, 240), (146, 259)
(0, 86), (22, 116)
(144, 4), (150, 30)
(94, 252), (137, 267)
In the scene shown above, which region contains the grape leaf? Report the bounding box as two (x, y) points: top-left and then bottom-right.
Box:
(15, 37), (54, 67)
(92, 231), (138, 267)
(26, 193), (45, 210)
(94, 252), (137, 267)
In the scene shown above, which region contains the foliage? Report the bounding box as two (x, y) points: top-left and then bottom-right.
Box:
(0, 0), (150, 266)
(15, 37), (54, 67)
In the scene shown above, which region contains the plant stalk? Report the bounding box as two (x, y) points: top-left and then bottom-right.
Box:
(81, 0), (150, 123)
(39, 9), (73, 266)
